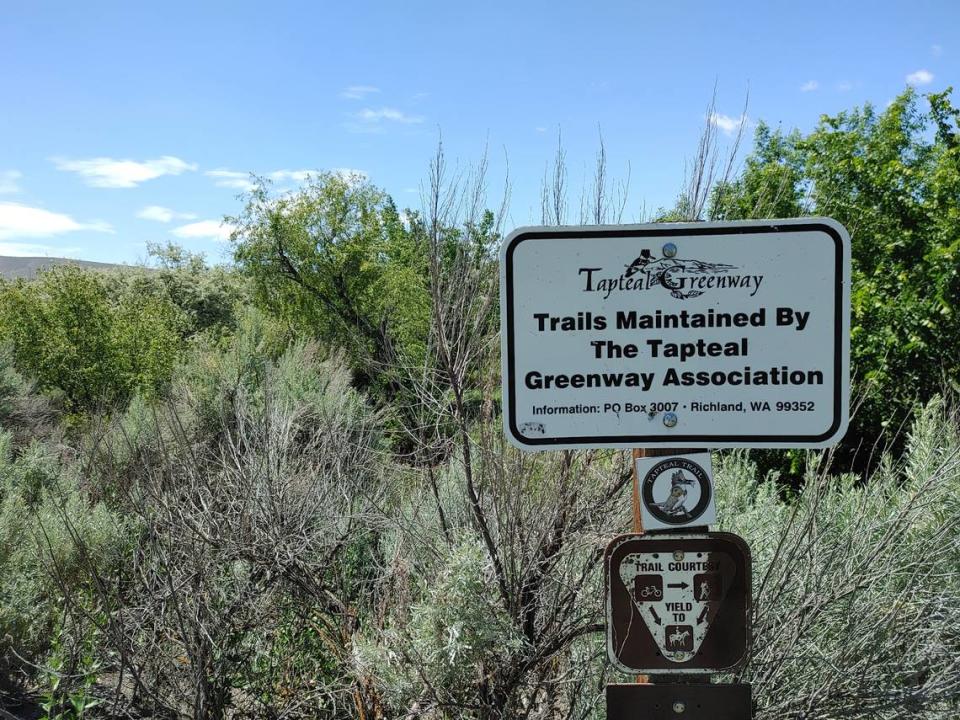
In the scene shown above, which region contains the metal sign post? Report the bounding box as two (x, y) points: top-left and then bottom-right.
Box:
(606, 683), (752, 720)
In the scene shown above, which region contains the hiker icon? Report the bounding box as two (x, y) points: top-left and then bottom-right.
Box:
(694, 572), (722, 601)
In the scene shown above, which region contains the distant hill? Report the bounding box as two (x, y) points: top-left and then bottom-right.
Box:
(0, 256), (134, 280)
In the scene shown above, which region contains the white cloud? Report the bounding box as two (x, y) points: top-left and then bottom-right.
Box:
(0, 242), (85, 257)
(268, 169), (313, 183)
(54, 155), (196, 188)
(171, 219), (236, 243)
(206, 169), (256, 191)
(535, 126), (547, 133)
(906, 69), (934, 86)
(340, 85), (380, 99)
(209, 168), (367, 190)
(137, 205), (197, 223)
(0, 170), (22, 194)
(708, 112), (746, 136)
(347, 107), (425, 132)
(355, 107), (423, 124)
(837, 81), (853, 92)
(0, 201), (112, 241)
(800, 80), (819, 92)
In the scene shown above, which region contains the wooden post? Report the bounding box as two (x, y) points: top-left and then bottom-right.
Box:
(631, 448), (645, 534)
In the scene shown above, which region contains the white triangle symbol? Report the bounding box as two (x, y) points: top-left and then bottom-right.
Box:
(618, 551), (735, 663)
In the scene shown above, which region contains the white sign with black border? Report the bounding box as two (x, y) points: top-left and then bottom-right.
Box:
(500, 218), (850, 449)
(637, 453), (716, 531)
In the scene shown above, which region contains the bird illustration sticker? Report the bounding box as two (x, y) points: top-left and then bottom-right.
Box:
(638, 453), (716, 530)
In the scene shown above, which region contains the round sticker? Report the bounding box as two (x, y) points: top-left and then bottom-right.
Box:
(641, 457), (712, 526)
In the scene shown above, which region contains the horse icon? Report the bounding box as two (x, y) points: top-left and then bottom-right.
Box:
(668, 628), (691, 648)
(665, 624), (694, 652)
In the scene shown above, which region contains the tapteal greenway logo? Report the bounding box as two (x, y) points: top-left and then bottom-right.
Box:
(578, 248), (764, 300)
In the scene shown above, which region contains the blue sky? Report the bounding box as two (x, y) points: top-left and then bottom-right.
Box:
(1, 0), (956, 264)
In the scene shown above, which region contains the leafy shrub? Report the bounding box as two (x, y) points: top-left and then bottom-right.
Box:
(144, 241), (247, 340)
(0, 432), (131, 678)
(78, 333), (387, 717)
(0, 346), (61, 449)
(0, 266), (184, 414)
(711, 87), (960, 471)
(717, 397), (960, 719)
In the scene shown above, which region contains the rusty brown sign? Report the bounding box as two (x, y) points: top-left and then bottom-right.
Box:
(605, 532), (751, 674)
(606, 683), (752, 719)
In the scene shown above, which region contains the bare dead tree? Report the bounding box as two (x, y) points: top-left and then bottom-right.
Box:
(576, 129), (631, 226)
(681, 85), (750, 221)
(351, 141), (637, 720)
(541, 130), (568, 226)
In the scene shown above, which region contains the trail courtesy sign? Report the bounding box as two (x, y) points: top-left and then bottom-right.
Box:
(605, 533), (751, 674)
(499, 219), (850, 449)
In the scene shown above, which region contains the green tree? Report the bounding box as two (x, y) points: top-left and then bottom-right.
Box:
(142, 241), (247, 338)
(229, 172), (430, 400)
(0, 266), (184, 413)
(711, 88), (960, 467)
(710, 122), (806, 220)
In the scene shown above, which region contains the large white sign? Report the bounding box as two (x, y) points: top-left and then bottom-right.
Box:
(500, 219), (850, 449)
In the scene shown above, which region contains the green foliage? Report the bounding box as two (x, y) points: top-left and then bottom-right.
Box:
(356, 537), (527, 711)
(0, 345), (59, 446)
(143, 241), (247, 339)
(715, 398), (960, 718)
(711, 88), (960, 466)
(0, 266), (184, 414)
(229, 172), (430, 394)
(0, 432), (132, 668)
(803, 90), (960, 447)
(0, 346), (28, 423)
(409, 538), (524, 669)
(229, 172), (503, 462)
(710, 122), (806, 220)
(39, 621), (102, 720)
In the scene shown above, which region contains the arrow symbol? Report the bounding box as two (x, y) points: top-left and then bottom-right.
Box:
(697, 606), (709, 625)
(667, 582), (689, 590)
(649, 607), (662, 625)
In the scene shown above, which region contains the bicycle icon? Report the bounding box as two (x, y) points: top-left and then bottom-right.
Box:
(633, 575), (663, 602)
(640, 584), (662, 599)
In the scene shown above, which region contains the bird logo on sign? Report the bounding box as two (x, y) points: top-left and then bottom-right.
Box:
(656, 470), (695, 516)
